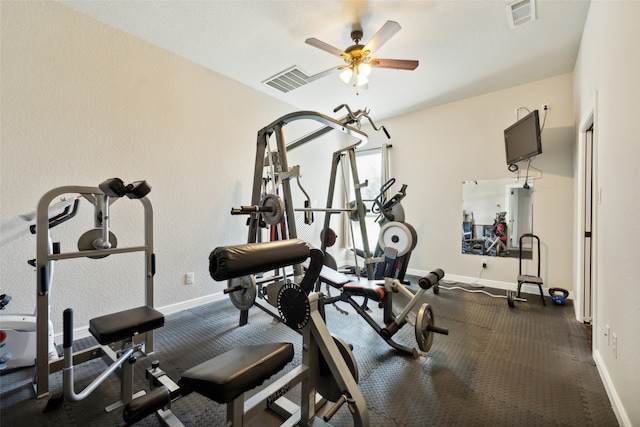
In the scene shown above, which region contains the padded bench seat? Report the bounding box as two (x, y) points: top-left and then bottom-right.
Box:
(343, 281), (386, 302)
(179, 342), (294, 404)
(89, 305), (165, 345)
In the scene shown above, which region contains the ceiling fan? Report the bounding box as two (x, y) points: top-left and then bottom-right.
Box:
(305, 20), (419, 89)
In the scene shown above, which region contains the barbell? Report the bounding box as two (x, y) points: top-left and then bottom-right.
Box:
(230, 194), (359, 226)
(436, 284), (527, 308)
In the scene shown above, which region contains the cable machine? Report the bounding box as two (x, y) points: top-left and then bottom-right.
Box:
(230, 106), (390, 325)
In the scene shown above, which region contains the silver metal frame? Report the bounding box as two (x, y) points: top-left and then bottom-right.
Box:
(240, 110), (373, 325)
(33, 185), (155, 399)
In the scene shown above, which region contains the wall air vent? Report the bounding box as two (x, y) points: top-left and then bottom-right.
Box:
(263, 66), (310, 93)
(507, 0), (536, 28)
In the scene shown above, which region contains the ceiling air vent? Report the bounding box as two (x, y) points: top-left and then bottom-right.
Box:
(507, 0), (536, 28)
(263, 66), (310, 93)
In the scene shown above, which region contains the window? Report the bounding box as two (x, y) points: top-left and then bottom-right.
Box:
(349, 145), (391, 252)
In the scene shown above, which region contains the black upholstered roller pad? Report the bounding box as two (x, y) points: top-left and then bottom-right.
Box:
(209, 240), (309, 281)
(179, 342), (294, 404)
(88, 305), (164, 345)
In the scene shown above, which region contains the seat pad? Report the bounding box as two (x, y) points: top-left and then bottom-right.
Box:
(89, 305), (164, 345)
(343, 282), (386, 302)
(179, 342), (293, 404)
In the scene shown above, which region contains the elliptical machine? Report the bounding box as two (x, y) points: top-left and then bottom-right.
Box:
(347, 178), (417, 284)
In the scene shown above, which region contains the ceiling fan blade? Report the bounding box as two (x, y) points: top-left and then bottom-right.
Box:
(363, 21), (401, 55)
(305, 38), (347, 58)
(306, 66), (339, 82)
(371, 58), (419, 70)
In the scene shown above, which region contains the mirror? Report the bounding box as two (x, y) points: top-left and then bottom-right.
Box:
(462, 178), (533, 258)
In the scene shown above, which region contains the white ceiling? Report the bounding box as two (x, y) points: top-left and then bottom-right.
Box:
(60, 0), (590, 120)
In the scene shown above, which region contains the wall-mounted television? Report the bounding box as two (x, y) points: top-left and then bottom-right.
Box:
(504, 110), (542, 165)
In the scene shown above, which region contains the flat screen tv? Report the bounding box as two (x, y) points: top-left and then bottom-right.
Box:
(504, 110), (542, 165)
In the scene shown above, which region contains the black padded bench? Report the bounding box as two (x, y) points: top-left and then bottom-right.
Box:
(89, 305), (165, 345)
(179, 342), (294, 404)
(342, 282), (386, 302)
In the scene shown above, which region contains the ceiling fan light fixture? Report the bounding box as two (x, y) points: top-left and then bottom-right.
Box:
(306, 21), (417, 92)
(358, 62), (372, 78)
(340, 68), (353, 83)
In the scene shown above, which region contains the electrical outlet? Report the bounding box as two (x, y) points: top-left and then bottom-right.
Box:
(481, 258), (488, 269)
(542, 103), (549, 111)
(606, 325), (610, 345)
(185, 272), (194, 285)
(612, 333), (617, 358)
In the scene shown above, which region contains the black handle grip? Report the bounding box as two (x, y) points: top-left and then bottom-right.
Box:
(230, 205), (273, 215)
(223, 285), (242, 294)
(427, 324), (449, 335)
(63, 308), (73, 348)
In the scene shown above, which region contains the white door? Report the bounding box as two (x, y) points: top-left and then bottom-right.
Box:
(582, 124), (594, 323)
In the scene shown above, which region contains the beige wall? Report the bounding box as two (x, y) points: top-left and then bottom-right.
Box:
(363, 74), (575, 291)
(0, 2), (298, 329)
(574, 2), (640, 425)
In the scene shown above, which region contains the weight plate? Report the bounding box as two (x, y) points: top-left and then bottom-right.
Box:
(277, 282), (310, 330)
(317, 336), (359, 402)
(415, 303), (435, 352)
(228, 275), (257, 310)
(260, 194), (285, 225)
(320, 227), (337, 248)
(347, 200), (360, 222)
(378, 222), (414, 256)
(77, 228), (118, 259)
(506, 289), (515, 308)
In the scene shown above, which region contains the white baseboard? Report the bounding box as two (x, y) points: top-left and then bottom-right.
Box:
(158, 292), (227, 316)
(593, 349), (630, 427)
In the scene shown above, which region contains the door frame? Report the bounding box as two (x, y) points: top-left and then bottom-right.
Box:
(576, 104), (597, 325)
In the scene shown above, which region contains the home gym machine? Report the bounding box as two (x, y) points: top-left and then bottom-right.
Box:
(64, 240), (369, 426)
(31, 178), (157, 407)
(229, 106), (390, 326)
(0, 196), (80, 371)
(308, 175), (451, 358)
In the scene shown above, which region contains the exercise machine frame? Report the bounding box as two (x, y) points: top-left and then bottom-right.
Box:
(33, 183), (155, 399)
(235, 108), (379, 326)
(323, 268), (449, 358)
(111, 240), (368, 426)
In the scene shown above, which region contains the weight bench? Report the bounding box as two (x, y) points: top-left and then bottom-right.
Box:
(182, 343), (293, 420)
(121, 240), (369, 427)
(126, 342), (294, 426)
(320, 262), (449, 357)
(62, 305), (164, 412)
